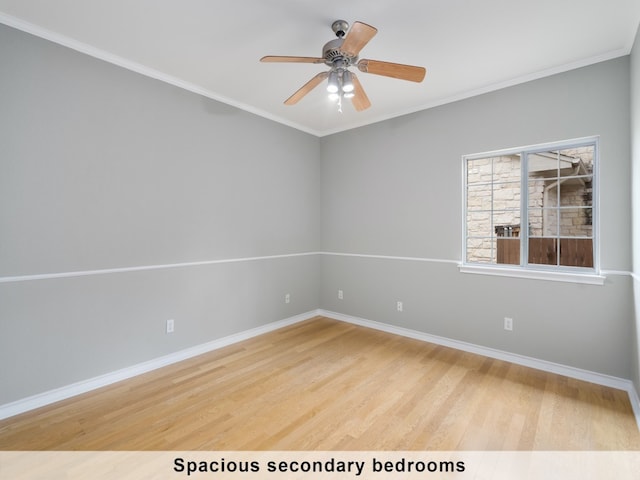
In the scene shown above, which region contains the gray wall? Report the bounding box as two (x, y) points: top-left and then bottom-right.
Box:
(320, 57), (635, 378)
(0, 25), (321, 404)
(1, 20), (638, 408)
(631, 23), (640, 394)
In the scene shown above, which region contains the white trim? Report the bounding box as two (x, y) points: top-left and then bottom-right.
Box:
(319, 309), (640, 431)
(319, 251), (459, 265)
(0, 310), (321, 420)
(316, 49), (630, 137)
(631, 273), (640, 428)
(459, 264), (607, 285)
(602, 269), (635, 277)
(2, 308), (638, 432)
(321, 251), (631, 281)
(1, 251), (630, 285)
(628, 386), (640, 433)
(322, 310), (630, 389)
(0, 13), (320, 137)
(629, 271), (640, 282)
(0, 14), (630, 138)
(0, 252), (321, 284)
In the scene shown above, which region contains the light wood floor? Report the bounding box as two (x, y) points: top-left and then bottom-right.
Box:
(1, 316), (639, 450)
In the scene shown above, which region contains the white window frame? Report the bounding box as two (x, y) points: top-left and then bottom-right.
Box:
(459, 136), (605, 285)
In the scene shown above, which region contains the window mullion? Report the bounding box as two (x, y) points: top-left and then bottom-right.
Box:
(556, 150), (561, 267)
(521, 152), (528, 267)
(490, 158), (495, 264)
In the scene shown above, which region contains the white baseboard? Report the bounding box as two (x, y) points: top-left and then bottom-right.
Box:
(2, 307), (639, 434)
(628, 385), (640, 432)
(319, 309), (640, 432)
(0, 310), (321, 421)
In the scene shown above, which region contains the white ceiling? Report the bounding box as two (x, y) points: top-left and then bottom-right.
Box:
(1, 1), (639, 137)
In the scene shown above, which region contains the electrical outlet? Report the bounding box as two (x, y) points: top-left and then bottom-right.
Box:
(338, 289), (343, 300)
(166, 319), (175, 334)
(504, 317), (513, 331)
(397, 301), (403, 312)
(285, 293), (290, 304)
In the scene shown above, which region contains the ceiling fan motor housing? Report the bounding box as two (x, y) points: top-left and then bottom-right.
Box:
(323, 20), (359, 68)
(322, 38), (357, 67)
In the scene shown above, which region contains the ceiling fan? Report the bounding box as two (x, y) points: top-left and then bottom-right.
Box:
(260, 20), (426, 111)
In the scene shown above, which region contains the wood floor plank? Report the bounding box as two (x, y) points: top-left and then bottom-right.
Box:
(1, 316), (638, 450)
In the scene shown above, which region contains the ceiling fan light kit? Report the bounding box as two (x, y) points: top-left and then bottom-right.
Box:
(261, 20), (426, 112)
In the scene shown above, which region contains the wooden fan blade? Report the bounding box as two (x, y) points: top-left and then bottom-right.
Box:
(284, 72), (329, 105)
(351, 73), (371, 112)
(340, 21), (378, 57)
(261, 55), (325, 64)
(357, 59), (426, 82)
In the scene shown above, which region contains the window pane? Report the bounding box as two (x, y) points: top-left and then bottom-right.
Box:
(496, 237), (520, 265)
(558, 177), (593, 207)
(528, 178), (546, 208)
(493, 181), (521, 209)
(467, 184), (492, 211)
(466, 156), (492, 264)
(528, 208), (558, 237)
(493, 155), (521, 180)
(493, 213), (520, 236)
(467, 158), (492, 185)
(528, 151), (559, 177)
(558, 146), (594, 173)
(467, 211), (492, 237)
(559, 238), (594, 267)
(528, 238), (558, 266)
(466, 238), (494, 264)
(560, 208), (593, 237)
(528, 207), (542, 237)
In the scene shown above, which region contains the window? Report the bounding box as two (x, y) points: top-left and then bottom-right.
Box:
(462, 137), (601, 283)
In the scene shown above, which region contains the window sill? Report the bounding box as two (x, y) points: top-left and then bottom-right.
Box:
(458, 264), (606, 285)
